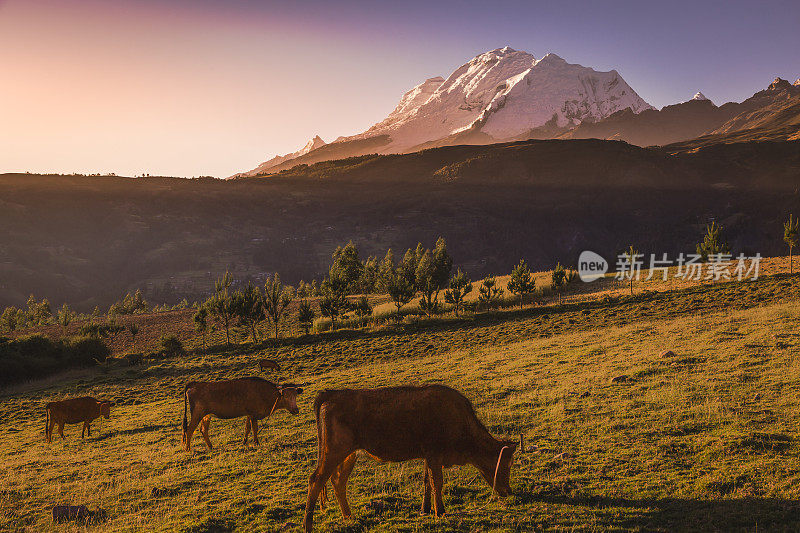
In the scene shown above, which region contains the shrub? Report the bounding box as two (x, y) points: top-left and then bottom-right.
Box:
(67, 335), (111, 366)
(160, 335), (185, 357)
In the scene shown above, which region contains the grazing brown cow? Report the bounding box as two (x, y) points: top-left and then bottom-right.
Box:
(303, 385), (520, 532)
(45, 397), (113, 443)
(258, 359), (281, 372)
(52, 505), (107, 524)
(182, 377), (303, 451)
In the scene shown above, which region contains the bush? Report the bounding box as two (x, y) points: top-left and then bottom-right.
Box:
(160, 335), (185, 357)
(0, 334), (110, 386)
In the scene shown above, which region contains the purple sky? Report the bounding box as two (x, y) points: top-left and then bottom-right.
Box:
(1, 0), (798, 177)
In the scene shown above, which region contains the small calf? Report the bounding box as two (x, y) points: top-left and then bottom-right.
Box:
(258, 359), (281, 372)
(45, 397), (114, 442)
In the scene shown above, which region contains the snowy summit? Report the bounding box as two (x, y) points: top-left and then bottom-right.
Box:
(242, 47), (654, 175)
(345, 46), (653, 150)
(691, 91), (709, 101)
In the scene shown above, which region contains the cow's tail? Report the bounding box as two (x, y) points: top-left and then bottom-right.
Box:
(182, 382), (194, 442)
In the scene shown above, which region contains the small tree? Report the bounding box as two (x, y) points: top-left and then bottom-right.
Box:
(785, 214), (799, 274)
(382, 251), (416, 320)
(233, 282), (263, 343)
(26, 295), (52, 325)
(0, 306), (19, 333)
(478, 275), (504, 310)
(354, 295), (373, 326)
(262, 274), (294, 339)
(206, 271), (235, 346)
(444, 269), (473, 316)
(416, 238), (453, 316)
(193, 306), (209, 350)
(359, 257), (379, 294)
(57, 303), (74, 336)
(621, 245), (641, 295)
(297, 280), (311, 299)
(128, 323), (139, 348)
(330, 241), (364, 293)
(387, 273), (415, 319)
(507, 260), (535, 308)
(297, 300), (315, 335)
(319, 280), (348, 330)
(551, 263), (567, 304)
(696, 221), (730, 262)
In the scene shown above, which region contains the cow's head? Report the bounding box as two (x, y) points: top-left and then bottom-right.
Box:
(99, 401), (114, 419)
(494, 439), (519, 496)
(275, 384), (303, 415)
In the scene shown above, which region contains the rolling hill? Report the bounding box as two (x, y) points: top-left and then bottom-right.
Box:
(2, 138), (800, 311)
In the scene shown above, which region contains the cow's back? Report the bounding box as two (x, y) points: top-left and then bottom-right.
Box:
(189, 378), (276, 419)
(317, 385), (484, 461)
(47, 397), (99, 423)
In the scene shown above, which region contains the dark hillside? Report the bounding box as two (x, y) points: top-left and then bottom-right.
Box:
(2, 139), (799, 310)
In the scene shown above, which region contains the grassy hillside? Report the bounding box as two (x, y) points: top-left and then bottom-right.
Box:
(2, 138), (800, 311)
(3, 271), (800, 531)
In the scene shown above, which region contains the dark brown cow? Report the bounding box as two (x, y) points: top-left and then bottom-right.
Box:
(45, 397), (113, 443)
(258, 359), (281, 372)
(303, 385), (520, 531)
(182, 377), (302, 451)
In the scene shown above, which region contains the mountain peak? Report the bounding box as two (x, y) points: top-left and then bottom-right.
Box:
(305, 135), (326, 150)
(535, 53), (566, 65)
(794, 78), (800, 87)
(692, 91), (709, 101)
(769, 77), (792, 91)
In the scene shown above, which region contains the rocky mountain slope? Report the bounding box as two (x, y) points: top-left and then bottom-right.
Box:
(564, 78), (800, 147)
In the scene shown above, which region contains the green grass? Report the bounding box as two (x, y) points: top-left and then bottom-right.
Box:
(3, 274), (800, 531)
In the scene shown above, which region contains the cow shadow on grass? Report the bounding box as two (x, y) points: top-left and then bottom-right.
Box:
(513, 490), (800, 532)
(91, 423), (178, 442)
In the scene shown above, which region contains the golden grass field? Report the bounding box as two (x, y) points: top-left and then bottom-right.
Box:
(3, 259), (800, 531)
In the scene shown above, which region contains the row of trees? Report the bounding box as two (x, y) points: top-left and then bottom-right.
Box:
(0, 295), (54, 333)
(193, 272), (298, 347)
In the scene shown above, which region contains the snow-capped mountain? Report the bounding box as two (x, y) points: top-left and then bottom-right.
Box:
(237, 47), (653, 176)
(692, 91), (709, 101)
(347, 47), (652, 151)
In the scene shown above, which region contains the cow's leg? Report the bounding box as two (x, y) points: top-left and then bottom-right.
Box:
(330, 452), (358, 519)
(183, 410), (203, 452)
(428, 460), (445, 517)
(421, 460), (432, 514)
(200, 415), (213, 450)
(243, 418), (251, 445)
(86, 421), (91, 437)
(46, 417), (55, 443)
(304, 452), (349, 532)
(250, 417), (260, 446)
(58, 422), (65, 439)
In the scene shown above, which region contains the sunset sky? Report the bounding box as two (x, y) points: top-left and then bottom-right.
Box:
(1, 0), (798, 178)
